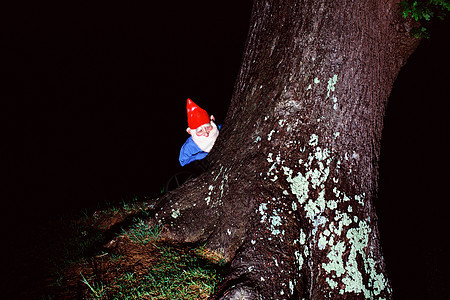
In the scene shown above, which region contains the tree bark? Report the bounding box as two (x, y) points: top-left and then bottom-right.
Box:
(151, 0), (419, 299)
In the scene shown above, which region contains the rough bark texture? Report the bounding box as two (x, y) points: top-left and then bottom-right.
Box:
(150, 0), (419, 299)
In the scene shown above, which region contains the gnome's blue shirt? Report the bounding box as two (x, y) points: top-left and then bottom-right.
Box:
(179, 124), (221, 166)
(179, 137), (208, 166)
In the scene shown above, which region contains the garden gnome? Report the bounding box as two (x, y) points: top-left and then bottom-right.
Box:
(179, 98), (219, 166)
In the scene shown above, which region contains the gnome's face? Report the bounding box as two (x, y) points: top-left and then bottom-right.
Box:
(189, 120), (219, 153)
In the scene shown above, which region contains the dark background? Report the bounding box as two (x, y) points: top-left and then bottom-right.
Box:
(4, 2), (449, 299)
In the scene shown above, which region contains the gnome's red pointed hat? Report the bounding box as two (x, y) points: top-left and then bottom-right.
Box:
(186, 98), (210, 129)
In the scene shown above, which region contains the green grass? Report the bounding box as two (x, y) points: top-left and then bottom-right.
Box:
(36, 194), (225, 299)
(80, 272), (106, 298)
(122, 218), (162, 244)
(83, 245), (225, 299)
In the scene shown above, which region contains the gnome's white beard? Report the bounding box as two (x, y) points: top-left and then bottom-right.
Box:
(191, 121), (219, 153)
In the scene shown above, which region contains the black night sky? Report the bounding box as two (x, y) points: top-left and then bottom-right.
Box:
(5, 2), (449, 298)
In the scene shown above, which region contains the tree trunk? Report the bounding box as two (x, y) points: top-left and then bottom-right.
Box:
(151, 0), (419, 298)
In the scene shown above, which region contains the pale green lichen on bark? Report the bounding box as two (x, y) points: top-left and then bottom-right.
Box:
(322, 241), (346, 277)
(171, 209), (180, 219)
(268, 129), (276, 141)
(318, 233), (328, 250)
(320, 219), (389, 297)
(308, 134), (319, 147)
(289, 280), (295, 296)
(281, 135), (332, 221)
(294, 250), (304, 270)
(272, 133), (389, 297)
(326, 74), (338, 98)
(326, 277), (338, 289)
(205, 184), (214, 205)
(259, 202), (268, 223)
(283, 166), (309, 204)
(269, 209), (283, 235)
